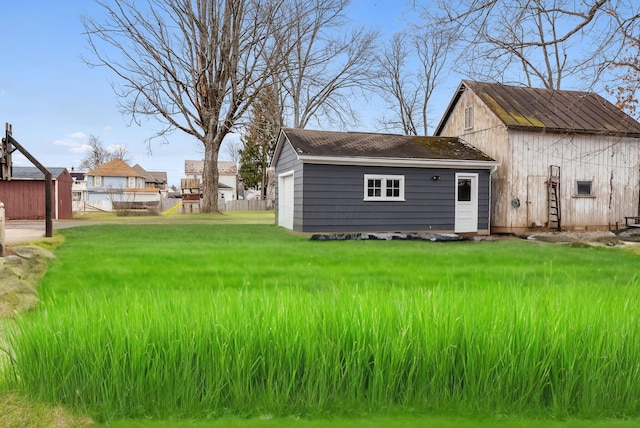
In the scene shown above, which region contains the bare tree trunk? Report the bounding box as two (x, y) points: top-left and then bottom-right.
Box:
(201, 139), (221, 213)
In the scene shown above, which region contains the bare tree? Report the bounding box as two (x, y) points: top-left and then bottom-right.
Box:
(607, 1), (640, 118)
(436, 0), (615, 90)
(275, 0), (378, 129)
(373, 33), (420, 135)
(373, 24), (456, 135)
(109, 144), (130, 163)
(82, 0), (291, 212)
(223, 136), (243, 165)
(80, 135), (130, 170)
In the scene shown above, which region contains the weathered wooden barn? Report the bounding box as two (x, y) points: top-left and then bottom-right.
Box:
(435, 80), (640, 233)
(0, 167), (73, 220)
(271, 128), (498, 234)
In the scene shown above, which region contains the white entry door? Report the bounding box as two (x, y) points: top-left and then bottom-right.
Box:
(454, 173), (478, 233)
(278, 171), (294, 230)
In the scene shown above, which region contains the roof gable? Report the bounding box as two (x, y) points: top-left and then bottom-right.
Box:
(87, 158), (141, 177)
(147, 171), (167, 184)
(278, 128), (495, 164)
(437, 80), (640, 137)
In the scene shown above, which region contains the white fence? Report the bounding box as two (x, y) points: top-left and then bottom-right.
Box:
(220, 199), (273, 211)
(73, 200), (113, 212)
(74, 198), (273, 213)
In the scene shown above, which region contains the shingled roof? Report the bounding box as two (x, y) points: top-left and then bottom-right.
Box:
(87, 158), (140, 177)
(278, 128), (496, 164)
(436, 80), (640, 137)
(11, 166), (68, 180)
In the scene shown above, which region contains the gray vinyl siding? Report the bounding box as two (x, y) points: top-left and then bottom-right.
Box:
(274, 140), (304, 231)
(301, 163), (490, 233)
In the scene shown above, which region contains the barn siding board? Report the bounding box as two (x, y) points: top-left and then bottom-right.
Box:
(299, 163), (490, 233)
(509, 130), (640, 229)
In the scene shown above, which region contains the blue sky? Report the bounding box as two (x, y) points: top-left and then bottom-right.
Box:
(0, 1), (460, 187)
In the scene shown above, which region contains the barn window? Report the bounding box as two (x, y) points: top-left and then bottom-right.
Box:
(576, 180), (593, 196)
(364, 175), (405, 201)
(464, 105), (474, 129)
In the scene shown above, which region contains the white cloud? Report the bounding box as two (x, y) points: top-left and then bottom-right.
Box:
(71, 144), (90, 154)
(53, 139), (88, 154)
(68, 131), (87, 139)
(103, 125), (114, 131)
(53, 139), (78, 147)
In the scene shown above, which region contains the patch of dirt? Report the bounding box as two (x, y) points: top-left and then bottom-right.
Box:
(523, 229), (640, 251)
(525, 230), (620, 244)
(0, 393), (94, 427)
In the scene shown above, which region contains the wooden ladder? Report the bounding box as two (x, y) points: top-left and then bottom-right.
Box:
(548, 165), (561, 230)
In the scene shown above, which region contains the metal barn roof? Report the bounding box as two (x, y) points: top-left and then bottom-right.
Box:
(437, 80), (640, 137)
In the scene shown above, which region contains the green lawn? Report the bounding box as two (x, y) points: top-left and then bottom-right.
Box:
(3, 220), (640, 426)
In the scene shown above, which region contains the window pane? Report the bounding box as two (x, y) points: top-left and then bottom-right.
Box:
(458, 179), (471, 201)
(577, 180), (592, 195)
(367, 179), (381, 198)
(386, 179), (400, 197)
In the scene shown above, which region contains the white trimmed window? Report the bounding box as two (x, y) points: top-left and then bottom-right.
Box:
(94, 176), (102, 186)
(364, 174), (405, 201)
(128, 176), (136, 188)
(464, 105), (474, 129)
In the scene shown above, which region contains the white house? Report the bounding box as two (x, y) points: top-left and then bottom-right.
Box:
(184, 160), (238, 200)
(85, 158), (162, 211)
(70, 168), (88, 211)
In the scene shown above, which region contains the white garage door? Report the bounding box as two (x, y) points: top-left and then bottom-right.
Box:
(278, 171), (294, 230)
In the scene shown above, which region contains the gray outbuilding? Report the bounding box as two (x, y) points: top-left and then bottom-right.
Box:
(271, 128), (499, 234)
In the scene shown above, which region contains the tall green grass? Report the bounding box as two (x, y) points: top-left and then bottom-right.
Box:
(5, 224), (640, 421)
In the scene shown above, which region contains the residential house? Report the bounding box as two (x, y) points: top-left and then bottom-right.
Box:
(271, 128), (498, 234)
(435, 80), (640, 233)
(0, 166), (73, 220)
(70, 168), (87, 211)
(133, 164), (168, 195)
(86, 158), (161, 211)
(184, 160), (238, 200)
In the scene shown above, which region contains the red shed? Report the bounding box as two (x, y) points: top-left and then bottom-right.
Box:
(0, 167), (73, 220)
